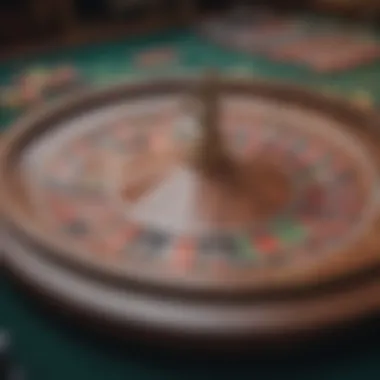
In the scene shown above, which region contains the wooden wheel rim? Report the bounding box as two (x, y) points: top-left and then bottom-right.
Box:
(1, 77), (380, 298)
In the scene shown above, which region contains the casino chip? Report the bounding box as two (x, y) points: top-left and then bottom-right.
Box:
(0, 331), (25, 380)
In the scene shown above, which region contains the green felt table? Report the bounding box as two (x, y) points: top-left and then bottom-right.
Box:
(2, 25), (380, 380)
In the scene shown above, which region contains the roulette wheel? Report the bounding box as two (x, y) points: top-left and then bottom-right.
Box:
(2, 72), (380, 349)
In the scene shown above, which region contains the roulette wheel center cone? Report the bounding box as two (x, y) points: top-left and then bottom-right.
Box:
(128, 70), (293, 232)
(192, 72), (292, 226)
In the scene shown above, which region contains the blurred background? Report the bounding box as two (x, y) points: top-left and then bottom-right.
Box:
(3, 1), (380, 380)
(2, 0), (380, 115)
(2, 0), (380, 53)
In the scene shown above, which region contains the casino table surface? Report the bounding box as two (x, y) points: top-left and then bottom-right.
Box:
(2, 22), (380, 380)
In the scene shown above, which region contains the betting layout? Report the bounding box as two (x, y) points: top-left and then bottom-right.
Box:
(199, 12), (380, 73)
